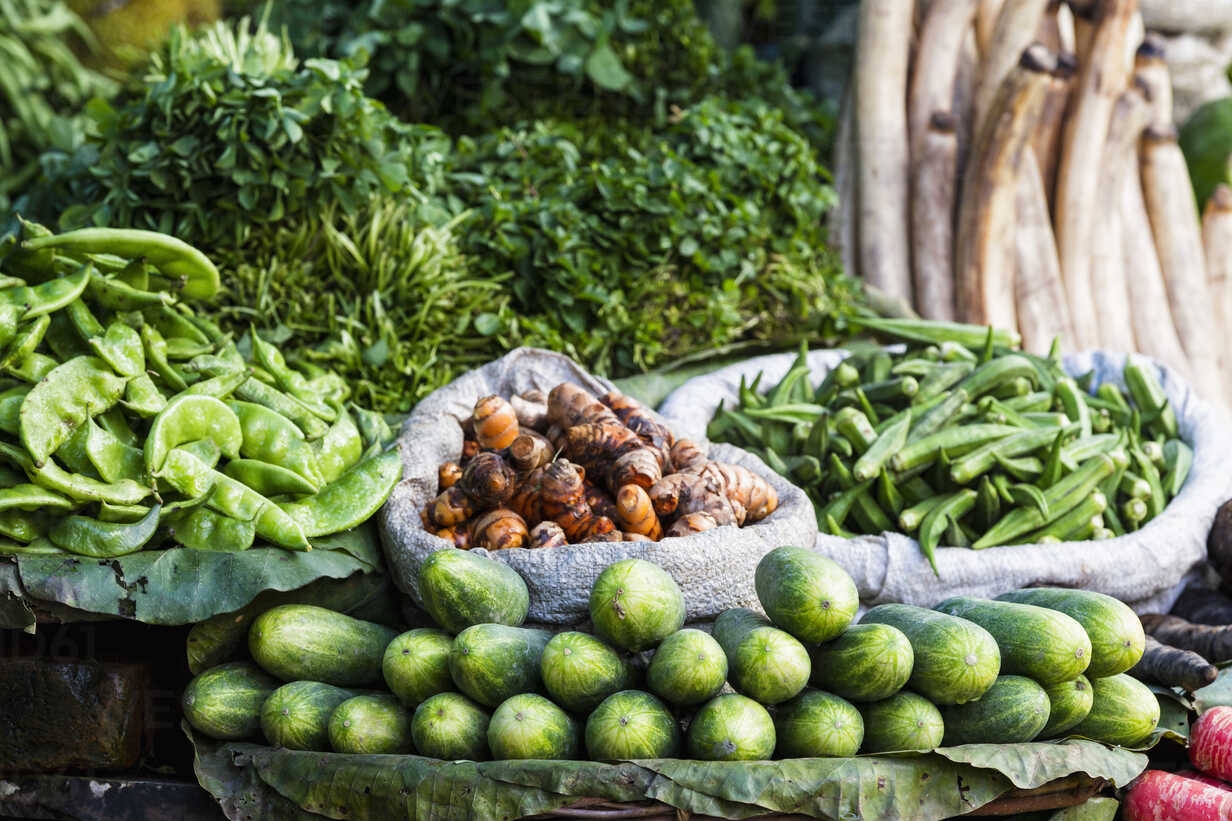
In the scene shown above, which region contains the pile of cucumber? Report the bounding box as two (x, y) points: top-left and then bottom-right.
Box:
(708, 319), (1193, 570)
(182, 544), (1162, 760)
(0, 223), (400, 557)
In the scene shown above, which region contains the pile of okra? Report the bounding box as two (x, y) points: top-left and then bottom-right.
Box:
(707, 319), (1193, 574)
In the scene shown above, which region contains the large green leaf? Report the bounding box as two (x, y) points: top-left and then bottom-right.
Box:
(187, 729), (1147, 821)
(1194, 664), (1232, 713)
(10, 545), (378, 625)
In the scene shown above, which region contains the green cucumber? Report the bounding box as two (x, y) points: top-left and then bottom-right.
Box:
(859, 691), (944, 753)
(933, 597), (1091, 684)
(260, 680), (356, 751)
(754, 546), (859, 644)
(1069, 673), (1159, 746)
(449, 624), (552, 708)
(249, 604), (397, 687)
(328, 694), (414, 754)
(418, 549), (530, 634)
(182, 661), (278, 741)
(713, 608), (811, 705)
(939, 675), (1050, 745)
(994, 588), (1145, 677)
(774, 689), (863, 758)
(1039, 675), (1094, 738)
(809, 623), (914, 702)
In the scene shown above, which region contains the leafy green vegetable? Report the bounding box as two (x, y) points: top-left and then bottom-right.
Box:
(36, 16), (444, 249)
(0, 0), (115, 214)
(187, 730), (1147, 821)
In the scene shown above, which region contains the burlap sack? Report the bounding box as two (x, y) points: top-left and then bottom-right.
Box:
(658, 348), (1232, 613)
(378, 348), (817, 625)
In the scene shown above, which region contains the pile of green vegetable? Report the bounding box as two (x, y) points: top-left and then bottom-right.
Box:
(0, 0), (116, 214)
(709, 319), (1193, 571)
(0, 222), (400, 558)
(11, 2), (855, 413)
(183, 545), (1162, 760)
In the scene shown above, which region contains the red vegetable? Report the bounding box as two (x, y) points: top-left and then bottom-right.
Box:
(1191, 707), (1232, 782)
(1175, 771), (1232, 793)
(1124, 770), (1232, 821)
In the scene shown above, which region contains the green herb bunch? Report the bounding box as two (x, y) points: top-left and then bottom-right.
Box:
(262, 0), (832, 148)
(43, 16), (444, 249)
(220, 199), (562, 412)
(452, 96), (854, 375)
(0, 0), (116, 212)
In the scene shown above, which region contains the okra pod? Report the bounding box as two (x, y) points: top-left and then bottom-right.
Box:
(816, 480), (873, 530)
(899, 475), (936, 505)
(853, 412), (910, 482)
(1023, 491), (1106, 543)
(1003, 392), (1053, 413)
(1124, 355), (1178, 439)
(950, 424), (1078, 485)
(898, 494), (947, 532)
(1119, 472), (1151, 500)
(905, 389), (969, 444)
(914, 361), (974, 401)
(843, 376), (918, 404)
(890, 424), (1020, 473)
(917, 489), (977, 575)
(955, 355), (1038, 400)
(1037, 430), (1066, 489)
(1054, 378), (1092, 438)
(1162, 439), (1193, 497)
(973, 455), (1115, 548)
(991, 376), (1032, 400)
(1095, 382), (1132, 417)
(1021, 412), (1070, 427)
(1141, 439), (1164, 467)
(876, 468), (905, 517)
(1059, 434), (1119, 470)
(976, 476), (1000, 531)
(1131, 447), (1167, 519)
(815, 361), (860, 405)
(1122, 497), (1148, 527)
(849, 316), (1021, 349)
(940, 341), (978, 363)
(835, 407), (877, 454)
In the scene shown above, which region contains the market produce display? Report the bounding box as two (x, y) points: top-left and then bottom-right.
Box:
(184, 544), (1165, 765)
(0, 222), (400, 558)
(839, 0), (1227, 405)
(424, 384), (778, 547)
(708, 322), (1193, 570)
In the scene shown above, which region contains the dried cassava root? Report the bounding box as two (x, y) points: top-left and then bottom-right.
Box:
(423, 384), (779, 548)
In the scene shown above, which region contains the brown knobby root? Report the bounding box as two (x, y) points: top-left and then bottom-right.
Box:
(510, 391), (549, 432)
(528, 521), (567, 549)
(666, 512), (720, 537)
(472, 395), (519, 450)
(565, 421), (662, 490)
(470, 509), (529, 551)
(669, 439), (708, 473)
(428, 485), (475, 528)
(584, 481), (618, 520)
(459, 451), (517, 508)
(508, 430), (554, 473)
(435, 525), (470, 550)
(615, 484), (663, 540)
(438, 461), (463, 490)
(547, 383), (618, 429)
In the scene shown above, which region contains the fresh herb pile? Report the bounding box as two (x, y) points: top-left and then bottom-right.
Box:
(709, 320), (1193, 572)
(0, 0), (116, 213)
(10, 2), (856, 413)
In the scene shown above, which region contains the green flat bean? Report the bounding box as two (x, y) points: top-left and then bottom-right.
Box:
(144, 394), (242, 473)
(158, 448), (309, 549)
(122, 374), (167, 417)
(98, 502), (152, 524)
(233, 378), (329, 440)
(250, 332), (336, 421)
(66, 299), (104, 339)
(0, 483), (74, 512)
(0, 386), (29, 436)
(183, 369), (246, 399)
(229, 400), (323, 486)
(0, 314), (50, 370)
(140, 325), (187, 392)
(278, 449), (401, 539)
(169, 506), (256, 552)
(84, 270), (171, 312)
(0, 537), (64, 556)
(176, 438), (222, 469)
(224, 459), (318, 496)
(24, 227), (220, 300)
(0, 267), (89, 320)
(97, 407), (138, 447)
(84, 417), (147, 483)
(19, 356), (127, 466)
(0, 509), (49, 543)
(55, 424), (99, 478)
(6, 353), (57, 382)
(45, 312), (90, 361)
(90, 322), (145, 378)
(49, 504), (160, 558)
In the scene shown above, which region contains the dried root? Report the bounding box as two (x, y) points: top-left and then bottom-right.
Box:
(528, 521), (567, 549)
(510, 391), (549, 432)
(548, 383), (618, 429)
(459, 452), (517, 508)
(669, 439), (708, 473)
(472, 395), (519, 450)
(666, 512), (720, 537)
(438, 461), (463, 490)
(615, 484), (663, 540)
(508, 430), (554, 473)
(470, 509), (529, 551)
(428, 485), (475, 528)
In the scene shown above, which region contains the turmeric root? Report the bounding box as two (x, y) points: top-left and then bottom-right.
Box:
(566, 421), (662, 490)
(509, 467), (546, 526)
(600, 390), (674, 451)
(669, 439), (708, 473)
(469, 509), (529, 551)
(697, 462), (779, 524)
(472, 395), (519, 450)
(615, 485), (663, 540)
(623, 531), (652, 542)
(438, 461), (463, 490)
(540, 460), (586, 519)
(508, 430), (554, 473)
(666, 512), (720, 537)
(528, 521), (567, 549)
(511, 391), (549, 432)
(548, 383), (618, 428)
(434, 526), (470, 549)
(1141, 613), (1232, 664)
(1130, 635), (1218, 692)
(545, 424), (567, 451)
(584, 517), (622, 542)
(584, 481), (618, 520)
(428, 485), (475, 528)
(459, 452), (517, 508)
(649, 472), (740, 527)
(461, 440), (479, 463)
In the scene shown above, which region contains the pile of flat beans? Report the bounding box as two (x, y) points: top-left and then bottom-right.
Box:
(0, 222), (401, 557)
(709, 319), (1193, 573)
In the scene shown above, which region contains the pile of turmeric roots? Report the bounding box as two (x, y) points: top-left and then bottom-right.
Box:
(837, 0), (1231, 405)
(422, 383), (779, 550)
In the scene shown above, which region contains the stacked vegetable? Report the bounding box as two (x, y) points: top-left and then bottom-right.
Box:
(840, 0), (1227, 403)
(183, 545), (1163, 759)
(0, 223), (400, 557)
(708, 320), (1193, 572)
(423, 384), (778, 548)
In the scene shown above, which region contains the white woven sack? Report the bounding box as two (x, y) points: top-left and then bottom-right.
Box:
(378, 348), (817, 626)
(658, 348), (1232, 614)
